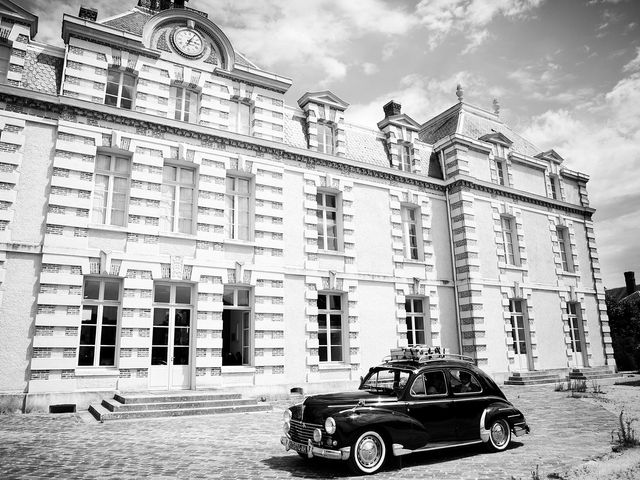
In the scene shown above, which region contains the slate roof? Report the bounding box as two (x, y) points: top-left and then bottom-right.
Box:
(21, 50), (63, 95)
(102, 10), (151, 36)
(606, 286), (640, 304)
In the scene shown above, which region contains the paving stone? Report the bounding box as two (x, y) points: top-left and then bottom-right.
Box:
(0, 385), (619, 479)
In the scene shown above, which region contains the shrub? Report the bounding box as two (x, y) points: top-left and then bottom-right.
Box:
(612, 410), (640, 450)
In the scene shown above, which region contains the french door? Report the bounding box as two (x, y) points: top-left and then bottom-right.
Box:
(509, 299), (532, 371)
(567, 303), (587, 368)
(149, 283), (193, 390)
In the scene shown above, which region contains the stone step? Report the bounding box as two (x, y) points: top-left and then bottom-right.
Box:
(508, 371), (560, 378)
(504, 377), (560, 386)
(570, 366), (615, 374)
(102, 397), (259, 412)
(568, 372), (622, 381)
(89, 403), (272, 422)
(113, 391), (242, 405)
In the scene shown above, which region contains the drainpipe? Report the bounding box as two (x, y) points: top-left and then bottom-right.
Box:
(441, 150), (463, 355)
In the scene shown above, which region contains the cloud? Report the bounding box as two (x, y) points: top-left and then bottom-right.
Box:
(362, 62), (379, 75)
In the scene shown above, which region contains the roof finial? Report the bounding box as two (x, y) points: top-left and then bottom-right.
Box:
(493, 98), (500, 116)
(456, 84), (464, 103)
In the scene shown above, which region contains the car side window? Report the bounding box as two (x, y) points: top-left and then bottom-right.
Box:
(450, 369), (482, 394)
(410, 371), (447, 396)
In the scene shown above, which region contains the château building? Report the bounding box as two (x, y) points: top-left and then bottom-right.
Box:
(0, 0), (615, 411)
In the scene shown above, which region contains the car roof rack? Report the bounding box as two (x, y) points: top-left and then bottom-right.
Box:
(382, 345), (475, 364)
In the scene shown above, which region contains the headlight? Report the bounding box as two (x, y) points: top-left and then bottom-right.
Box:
(324, 417), (336, 434)
(283, 421), (290, 435)
(283, 409), (291, 422)
(313, 428), (322, 442)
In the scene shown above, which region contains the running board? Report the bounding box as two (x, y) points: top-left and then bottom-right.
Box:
(392, 440), (483, 457)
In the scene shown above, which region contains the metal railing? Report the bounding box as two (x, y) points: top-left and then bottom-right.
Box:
(382, 345), (475, 364)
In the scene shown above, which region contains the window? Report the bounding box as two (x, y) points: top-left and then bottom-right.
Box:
(496, 160), (507, 186)
(398, 144), (412, 172)
(151, 283), (192, 368)
(549, 175), (559, 200)
(317, 293), (344, 362)
(556, 226), (574, 272)
(79, 278), (121, 367)
(509, 299), (527, 355)
(317, 122), (336, 155)
(222, 286), (252, 366)
(567, 302), (582, 353)
(229, 100), (251, 135)
(160, 165), (195, 234)
(401, 206), (421, 260)
(501, 216), (519, 266)
(171, 86), (198, 123)
(226, 175), (251, 240)
(0, 45), (10, 83)
(450, 369), (482, 394)
(92, 154), (130, 226)
(411, 371), (447, 396)
(105, 69), (135, 109)
(405, 297), (428, 346)
(316, 191), (340, 251)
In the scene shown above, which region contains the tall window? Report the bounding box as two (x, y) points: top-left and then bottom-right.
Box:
(222, 286), (252, 366)
(549, 175), (559, 200)
(229, 100), (251, 135)
(557, 226), (573, 272)
(171, 86), (198, 123)
(405, 297), (428, 346)
(160, 165), (195, 234)
(401, 206), (421, 260)
(79, 278), (121, 367)
(316, 191), (339, 251)
(501, 216), (519, 266)
(567, 302), (582, 354)
(317, 123), (336, 155)
(226, 175), (251, 240)
(318, 293), (344, 362)
(92, 153), (130, 226)
(509, 299), (527, 355)
(151, 283), (192, 369)
(398, 144), (412, 172)
(105, 69), (135, 109)
(0, 45), (10, 83)
(496, 160), (507, 186)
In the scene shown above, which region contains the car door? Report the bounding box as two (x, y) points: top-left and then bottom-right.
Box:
(405, 370), (456, 444)
(448, 368), (489, 441)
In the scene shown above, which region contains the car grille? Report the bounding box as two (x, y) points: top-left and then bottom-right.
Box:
(289, 419), (322, 444)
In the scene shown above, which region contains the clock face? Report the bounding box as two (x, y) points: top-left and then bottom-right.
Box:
(173, 28), (204, 57)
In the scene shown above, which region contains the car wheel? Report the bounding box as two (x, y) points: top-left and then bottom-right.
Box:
(348, 430), (387, 475)
(487, 418), (511, 451)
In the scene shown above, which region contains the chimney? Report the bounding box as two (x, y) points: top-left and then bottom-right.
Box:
(383, 100), (401, 118)
(174, 0), (187, 8)
(78, 6), (98, 21)
(624, 271), (636, 295)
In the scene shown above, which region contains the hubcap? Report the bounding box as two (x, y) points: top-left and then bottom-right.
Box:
(491, 422), (507, 446)
(358, 436), (381, 467)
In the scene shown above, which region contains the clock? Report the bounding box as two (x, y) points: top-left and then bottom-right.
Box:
(172, 27), (205, 57)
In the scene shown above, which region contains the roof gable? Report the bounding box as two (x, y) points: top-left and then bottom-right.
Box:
(377, 113), (421, 131)
(0, 0), (38, 38)
(479, 131), (513, 147)
(298, 90), (349, 111)
(535, 149), (565, 164)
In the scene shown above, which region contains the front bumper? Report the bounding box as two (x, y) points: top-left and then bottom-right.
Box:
(281, 436), (350, 460)
(513, 422), (530, 437)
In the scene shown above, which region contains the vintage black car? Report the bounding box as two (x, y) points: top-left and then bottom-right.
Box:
(281, 347), (530, 475)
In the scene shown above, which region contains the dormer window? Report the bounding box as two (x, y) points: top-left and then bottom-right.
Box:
(0, 45), (10, 83)
(229, 99), (251, 136)
(171, 86), (199, 123)
(317, 122), (336, 155)
(496, 159), (507, 186)
(105, 68), (136, 110)
(398, 144), (412, 172)
(549, 175), (559, 200)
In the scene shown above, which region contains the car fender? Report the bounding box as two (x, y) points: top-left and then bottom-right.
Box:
(479, 401), (524, 442)
(331, 406), (424, 446)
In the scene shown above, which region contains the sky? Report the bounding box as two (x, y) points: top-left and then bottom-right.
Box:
(20, 0), (640, 289)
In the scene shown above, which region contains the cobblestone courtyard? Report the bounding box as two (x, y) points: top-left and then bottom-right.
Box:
(0, 386), (621, 479)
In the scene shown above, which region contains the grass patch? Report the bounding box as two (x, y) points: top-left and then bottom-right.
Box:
(612, 410), (640, 451)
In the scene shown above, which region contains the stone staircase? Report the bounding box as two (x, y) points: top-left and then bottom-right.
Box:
(88, 391), (271, 422)
(568, 366), (621, 382)
(504, 370), (561, 386)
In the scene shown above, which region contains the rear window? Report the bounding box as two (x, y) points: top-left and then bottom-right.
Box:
(450, 369), (482, 394)
(410, 371), (447, 396)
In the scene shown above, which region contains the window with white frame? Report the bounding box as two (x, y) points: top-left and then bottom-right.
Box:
(405, 297), (429, 346)
(549, 175), (559, 200)
(317, 293), (344, 362)
(398, 143), (412, 172)
(509, 299), (527, 355)
(79, 278), (121, 367)
(229, 99), (251, 135)
(160, 164), (195, 234)
(92, 153), (130, 226)
(222, 286), (252, 366)
(501, 216), (520, 266)
(556, 226), (574, 272)
(0, 44), (10, 83)
(401, 205), (422, 260)
(316, 191), (340, 251)
(496, 159), (507, 186)
(567, 302), (582, 354)
(225, 175), (252, 240)
(171, 85), (199, 123)
(105, 68), (135, 110)
(317, 122), (336, 155)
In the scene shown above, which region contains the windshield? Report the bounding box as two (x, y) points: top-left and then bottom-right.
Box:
(360, 368), (411, 395)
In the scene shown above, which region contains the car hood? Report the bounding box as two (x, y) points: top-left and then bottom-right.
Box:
(298, 390), (399, 424)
